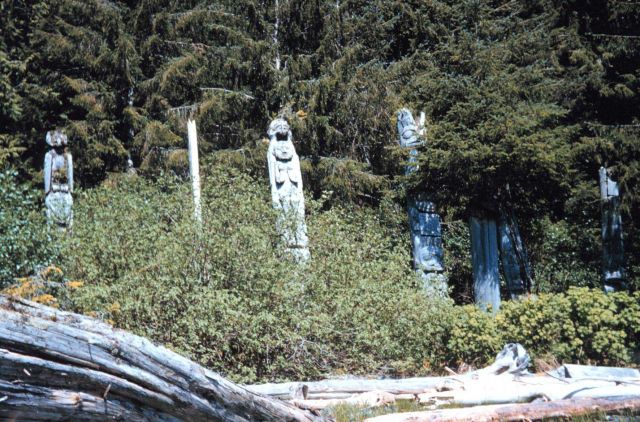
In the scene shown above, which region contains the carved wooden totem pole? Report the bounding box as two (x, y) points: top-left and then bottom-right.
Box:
(267, 118), (310, 262)
(397, 109), (447, 295)
(471, 211), (533, 311)
(498, 211), (534, 299)
(599, 166), (625, 292)
(44, 130), (73, 229)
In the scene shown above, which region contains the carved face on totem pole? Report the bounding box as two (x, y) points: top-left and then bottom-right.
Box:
(46, 130), (68, 148)
(396, 109), (422, 149)
(267, 118), (301, 192)
(268, 118), (292, 143)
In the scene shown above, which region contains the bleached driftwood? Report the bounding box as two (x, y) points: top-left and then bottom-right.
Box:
(293, 391), (396, 411)
(365, 396), (640, 422)
(248, 343), (529, 400)
(251, 342), (640, 419)
(417, 376), (640, 406)
(554, 363), (640, 380)
(0, 295), (323, 422)
(416, 344), (640, 408)
(248, 377), (442, 399)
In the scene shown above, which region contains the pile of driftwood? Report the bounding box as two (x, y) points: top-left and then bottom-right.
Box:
(249, 344), (640, 421)
(2, 294), (639, 421)
(0, 295), (321, 421)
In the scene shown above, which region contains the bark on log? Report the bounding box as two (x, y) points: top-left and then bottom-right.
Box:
(0, 295), (324, 422)
(365, 396), (640, 422)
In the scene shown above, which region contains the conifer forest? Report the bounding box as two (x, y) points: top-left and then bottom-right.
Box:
(1, 0), (640, 420)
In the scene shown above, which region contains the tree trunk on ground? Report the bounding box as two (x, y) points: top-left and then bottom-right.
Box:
(0, 295), (324, 422)
(365, 396), (640, 422)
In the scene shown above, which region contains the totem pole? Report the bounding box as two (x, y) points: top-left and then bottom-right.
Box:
(396, 108), (447, 295)
(599, 166), (625, 292)
(498, 211), (533, 299)
(44, 130), (73, 229)
(470, 217), (500, 311)
(267, 118), (310, 262)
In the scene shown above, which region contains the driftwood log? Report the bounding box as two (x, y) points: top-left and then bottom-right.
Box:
(251, 343), (640, 420)
(365, 396), (640, 422)
(0, 295), (324, 422)
(248, 343), (530, 401)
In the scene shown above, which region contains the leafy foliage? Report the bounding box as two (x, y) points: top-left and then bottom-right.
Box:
(0, 169), (60, 286)
(3, 0), (639, 293)
(52, 174), (639, 383)
(1, 0), (640, 381)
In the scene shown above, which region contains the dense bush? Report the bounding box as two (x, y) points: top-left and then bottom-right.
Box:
(51, 170), (639, 384)
(0, 169), (60, 287)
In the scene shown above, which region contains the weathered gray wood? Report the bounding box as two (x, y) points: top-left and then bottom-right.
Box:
(396, 108), (447, 295)
(366, 396), (640, 422)
(417, 377), (640, 406)
(248, 377), (442, 399)
(0, 295), (323, 422)
(0, 380), (179, 422)
(558, 364), (640, 380)
(497, 211), (533, 298)
(469, 217), (500, 311)
(292, 391), (396, 411)
(249, 344), (529, 400)
(599, 166), (626, 291)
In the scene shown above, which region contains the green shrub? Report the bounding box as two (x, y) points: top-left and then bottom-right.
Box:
(496, 288), (640, 366)
(0, 169), (60, 287)
(62, 166), (454, 382)
(58, 168), (639, 383)
(529, 217), (600, 293)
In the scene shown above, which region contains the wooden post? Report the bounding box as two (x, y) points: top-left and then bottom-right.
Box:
(470, 217), (500, 312)
(599, 166), (625, 291)
(188, 119), (202, 223)
(498, 212), (533, 298)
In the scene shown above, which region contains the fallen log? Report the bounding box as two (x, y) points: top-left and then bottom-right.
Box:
(552, 363), (640, 380)
(0, 295), (324, 422)
(292, 391), (396, 411)
(247, 343), (530, 400)
(261, 342), (640, 416)
(417, 376), (640, 406)
(365, 396), (640, 422)
(248, 377), (442, 399)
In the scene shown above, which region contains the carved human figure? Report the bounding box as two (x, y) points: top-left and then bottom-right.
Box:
(44, 130), (73, 228)
(267, 118), (310, 261)
(396, 108), (422, 174)
(599, 166), (625, 291)
(396, 109), (446, 294)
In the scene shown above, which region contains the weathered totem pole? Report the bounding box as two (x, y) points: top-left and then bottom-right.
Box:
(44, 130), (73, 229)
(469, 217), (500, 311)
(396, 109), (447, 295)
(599, 166), (625, 292)
(498, 211), (533, 299)
(267, 118), (310, 262)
